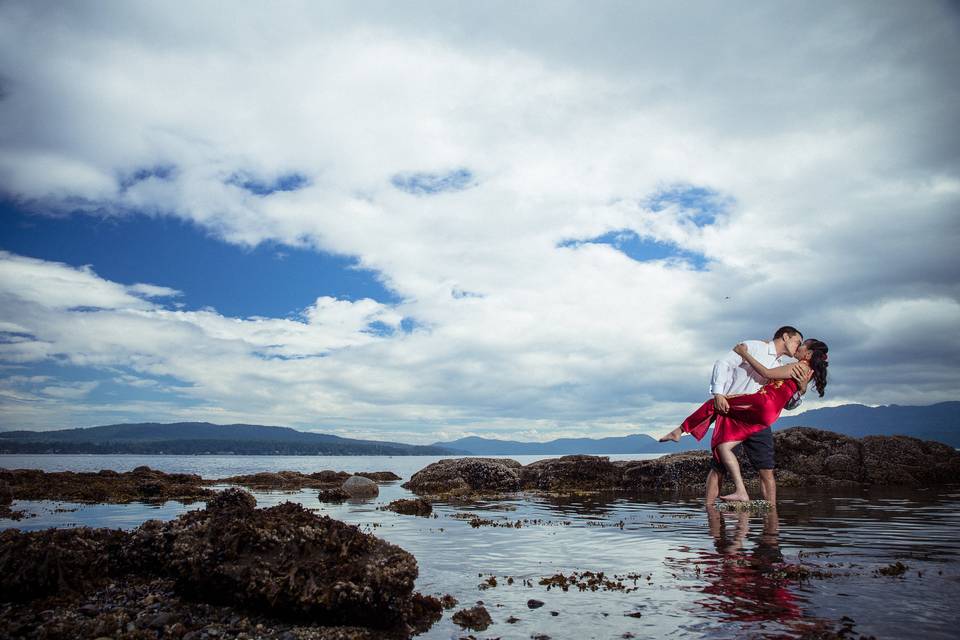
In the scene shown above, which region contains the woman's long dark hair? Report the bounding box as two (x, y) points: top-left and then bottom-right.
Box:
(805, 339), (829, 396)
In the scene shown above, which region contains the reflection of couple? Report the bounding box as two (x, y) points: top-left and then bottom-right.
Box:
(661, 326), (829, 503)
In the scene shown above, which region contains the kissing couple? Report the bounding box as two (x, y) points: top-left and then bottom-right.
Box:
(660, 326), (829, 504)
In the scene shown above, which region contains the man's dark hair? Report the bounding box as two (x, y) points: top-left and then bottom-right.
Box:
(773, 326), (803, 340)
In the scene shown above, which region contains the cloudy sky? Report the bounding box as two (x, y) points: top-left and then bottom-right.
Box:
(0, 1), (957, 442)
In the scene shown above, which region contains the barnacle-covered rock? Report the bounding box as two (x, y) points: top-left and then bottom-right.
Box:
(520, 455), (622, 491)
(0, 527), (129, 601)
(130, 489), (421, 627)
(451, 604), (493, 630)
(216, 469), (400, 490)
(0, 467), (212, 504)
(402, 458), (521, 496)
(384, 497), (433, 516)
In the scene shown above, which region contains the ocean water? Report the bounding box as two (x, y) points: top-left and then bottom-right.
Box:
(2, 453), (959, 639)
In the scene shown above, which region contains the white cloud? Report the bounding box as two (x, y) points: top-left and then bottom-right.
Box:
(0, 1), (957, 439)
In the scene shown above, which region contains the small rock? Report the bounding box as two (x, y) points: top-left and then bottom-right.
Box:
(527, 599), (545, 609)
(341, 475), (379, 498)
(506, 616), (520, 623)
(625, 611), (643, 618)
(550, 610), (559, 616)
(451, 605), (493, 631)
(440, 594), (459, 609)
(317, 488), (350, 502)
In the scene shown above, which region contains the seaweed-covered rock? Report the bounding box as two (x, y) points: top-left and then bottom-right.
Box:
(0, 480), (12, 505)
(215, 470), (399, 490)
(385, 498), (433, 516)
(402, 458), (521, 496)
(129, 488), (418, 627)
(861, 435), (960, 486)
(318, 487), (351, 502)
(0, 527), (129, 601)
(619, 451), (716, 492)
(773, 428), (863, 486)
(520, 455), (622, 491)
(0, 467), (213, 504)
(451, 605), (493, 631)
(342, 475), (379, 498)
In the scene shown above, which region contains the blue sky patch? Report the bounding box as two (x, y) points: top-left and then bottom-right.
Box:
(228, 171), (309, 196)
(559, 229), (707, 270)
(645, 184), (731, 227)
(0, 200), (400, 318)
(119, 165), (176, 191)
(391, 168), (475, 195)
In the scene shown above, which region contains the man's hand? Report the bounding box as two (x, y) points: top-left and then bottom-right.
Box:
(713, 394), (730, 414)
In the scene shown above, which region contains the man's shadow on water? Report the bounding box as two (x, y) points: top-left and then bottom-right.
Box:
(690, 506), (804, 623)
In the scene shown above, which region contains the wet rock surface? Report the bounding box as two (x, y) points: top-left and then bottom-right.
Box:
(0, 466), (214, 504)
(384, 498), (433, 516)
(0, 488), (441, 637)
(451, 605), (492, 631)
(406, 429), (960, 496)
(401, 458), (522, 495)
(216, 470), (399, 490)
(341, 475), (379, 498)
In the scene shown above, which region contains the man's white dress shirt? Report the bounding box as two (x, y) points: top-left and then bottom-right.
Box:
(709, 340), (803, 410)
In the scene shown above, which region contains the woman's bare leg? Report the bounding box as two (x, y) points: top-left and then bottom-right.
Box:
(716, 441), (750, 501)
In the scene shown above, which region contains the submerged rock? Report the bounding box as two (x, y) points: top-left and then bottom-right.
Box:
(341, 475), (379, 498)
(402, 458), (521, 496)
(385, 497), (433, 516)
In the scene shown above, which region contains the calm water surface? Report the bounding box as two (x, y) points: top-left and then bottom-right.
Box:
(2, 454), (958, 640)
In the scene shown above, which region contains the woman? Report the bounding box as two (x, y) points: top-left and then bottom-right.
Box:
(660, 339), (829, 502)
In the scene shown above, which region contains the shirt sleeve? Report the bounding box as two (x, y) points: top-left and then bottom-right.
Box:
(709, 349), (743, 395)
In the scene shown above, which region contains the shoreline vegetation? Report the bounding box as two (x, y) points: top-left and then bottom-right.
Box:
(1, 427), (958, 638)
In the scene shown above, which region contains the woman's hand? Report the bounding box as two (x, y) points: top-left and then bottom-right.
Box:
(733, 343), (749, 357)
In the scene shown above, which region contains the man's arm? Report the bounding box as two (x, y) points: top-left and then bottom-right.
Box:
(709, 350), (742, 395)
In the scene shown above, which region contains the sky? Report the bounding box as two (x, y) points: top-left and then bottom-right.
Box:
(0, 1), (958, 443)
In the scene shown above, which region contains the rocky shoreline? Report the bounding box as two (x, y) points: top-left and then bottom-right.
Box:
(402, 428), (960, 497)
(0, 489), (442, 639)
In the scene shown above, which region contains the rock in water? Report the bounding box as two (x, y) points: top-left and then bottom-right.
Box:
(341, 475), (379, 498)
(402, 458), (522, 495)
(520, 455), (622, 491)
(128, 489), (416, 627)
(385, 498), (433, 516)
(451, 605), (493, 630)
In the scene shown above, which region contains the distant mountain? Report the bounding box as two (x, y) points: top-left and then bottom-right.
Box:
(776, 401), (959, 446)
(0, 422), (462, 456)
(432, 433), (702, 455)
(434, 402), (959, 454)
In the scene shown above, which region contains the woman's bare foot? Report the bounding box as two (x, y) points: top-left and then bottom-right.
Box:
(658, 427), (683, 442)
(719, 492), (750, 502)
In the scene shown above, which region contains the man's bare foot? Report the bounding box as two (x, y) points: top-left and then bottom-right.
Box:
(658, 427), (683, 443)
(719, 492), (750, 502)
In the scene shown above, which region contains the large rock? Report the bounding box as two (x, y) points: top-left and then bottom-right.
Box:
(0, 488), (440, 633)
(861, 435), (960, 486)
(0, 527), (129, 602)
(129, 489), (415, 627)
(341, 475), (379, 498)
(0, 467), (213, 504)
(402, 458), (522, 495)
(403, 429), (960, 496)
(520, 455), (622, 491)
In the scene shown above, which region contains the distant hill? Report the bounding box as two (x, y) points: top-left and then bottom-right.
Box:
(434, 402), (959, 454)
(0, 422), (462, 456)
(776, 401), (959, 446)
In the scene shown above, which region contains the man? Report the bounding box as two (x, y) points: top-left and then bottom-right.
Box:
(704, 326), (807, 505)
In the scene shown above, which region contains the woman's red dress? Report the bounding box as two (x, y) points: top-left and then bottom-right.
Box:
(679, 379), (799, 460)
